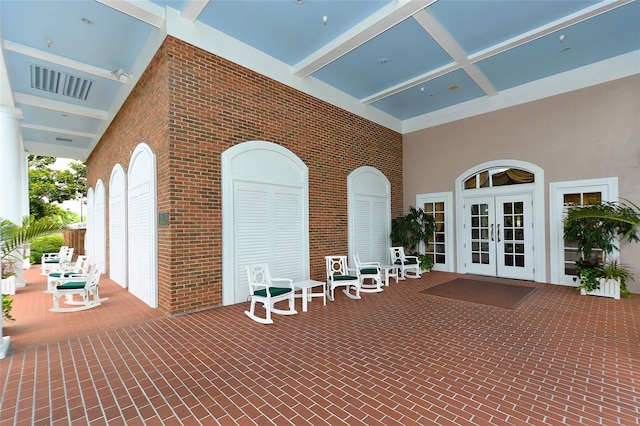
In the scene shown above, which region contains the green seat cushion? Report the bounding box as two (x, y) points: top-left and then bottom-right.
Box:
(56, 281), (86, 290)
(254, 287), (291, 297)
(333, 275), (358, 281)
(44, 259), (61, 264)
(395, 259), (417, 265)
(360, 268), (378, 274)
(49, 272), (79, 278)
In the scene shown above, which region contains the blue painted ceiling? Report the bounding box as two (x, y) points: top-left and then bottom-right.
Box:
(1, 0), (638, 159)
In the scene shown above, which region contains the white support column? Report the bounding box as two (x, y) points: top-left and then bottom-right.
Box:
(0, 105), (24, 359)
(0, 106), (24, 224)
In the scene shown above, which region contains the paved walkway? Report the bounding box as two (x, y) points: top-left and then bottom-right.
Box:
(1, 267), (639, 425)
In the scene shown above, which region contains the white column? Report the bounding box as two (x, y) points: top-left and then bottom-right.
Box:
(0, 106), (24, 224)
(0, 105), (24, 359)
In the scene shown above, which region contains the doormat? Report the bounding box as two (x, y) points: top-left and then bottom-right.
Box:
(420, 278), (537, 309)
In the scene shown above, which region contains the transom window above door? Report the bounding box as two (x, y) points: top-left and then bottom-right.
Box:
(464, 168), (534, 190)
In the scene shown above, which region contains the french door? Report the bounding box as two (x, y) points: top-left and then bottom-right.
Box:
(465, 194), (534, 280)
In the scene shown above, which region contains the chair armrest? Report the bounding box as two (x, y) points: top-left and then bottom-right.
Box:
(54, 273), (89, 284)
(270, 277), (294, 288)
(360, 261), (381, 268)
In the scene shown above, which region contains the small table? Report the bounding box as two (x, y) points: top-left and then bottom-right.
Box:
(292, 280), (326, 312)
(380, 265), (399, 286)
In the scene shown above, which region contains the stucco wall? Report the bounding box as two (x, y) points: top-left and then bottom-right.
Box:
(403, 74), (640, 292)
(88, 36), (403, 314)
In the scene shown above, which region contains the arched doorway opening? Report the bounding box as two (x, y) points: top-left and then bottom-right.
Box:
(455, 160), (545, 281)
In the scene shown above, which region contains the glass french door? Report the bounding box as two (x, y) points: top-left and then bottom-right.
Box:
(465, 194), (534, 280)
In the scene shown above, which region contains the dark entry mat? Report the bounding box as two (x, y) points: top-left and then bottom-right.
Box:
(420, 278), (537, 309)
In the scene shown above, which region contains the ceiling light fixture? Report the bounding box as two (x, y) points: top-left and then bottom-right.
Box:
(558, 34), (571, 52)
(322, 16), (328, 25)
(379, 58), (387, 64)
(111, 68), (131, 82)
(295, 0), (304, 3)
(448, 84), (459, 91)
(46, 39), (53, 48)
(81, 17), (93, 25)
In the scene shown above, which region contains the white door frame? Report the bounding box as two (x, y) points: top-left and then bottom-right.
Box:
(455, 160), (545, 282)
(549, 177), (618, 285)
(415, 192), (454, 272)
(221, 141), (309, 306)
(347, 166), (391, 266)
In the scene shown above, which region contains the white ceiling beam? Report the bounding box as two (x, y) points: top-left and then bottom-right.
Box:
(3, 41), (126, 81)
(14, 93), (108, 120)
(96, 0), (165, 28)
(182, 0), (209, 22)
(362, 62), (459, 104)
(470, 0), (633, 63)
(293, 0), (436, 78)
(363, 0), (630, 105)
(22, 123), (96, 139)
(413, 10), (498, 96)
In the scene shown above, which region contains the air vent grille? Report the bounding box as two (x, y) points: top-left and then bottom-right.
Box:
(55, 137), (73, 143)
(30, 64), (61, 93)
(63, 74), (92, 100)
(29, 64), (93, 100)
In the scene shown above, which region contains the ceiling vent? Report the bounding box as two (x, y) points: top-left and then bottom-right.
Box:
(63, 74), (93, 101)
(30, 64), (61, 93)
(55, 136), (73, 143)
(29, 64), (93, 100)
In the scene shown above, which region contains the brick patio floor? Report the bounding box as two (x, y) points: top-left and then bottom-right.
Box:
(1, 267), (639, 425)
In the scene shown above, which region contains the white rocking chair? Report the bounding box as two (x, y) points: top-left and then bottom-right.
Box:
(46, 255), (90, 293)
(41, 246), (74, 276)
(389, 247), (420, 280)
(50, 265), (107, 312)
(245, 264), (297, 324)
(325, 255), (361, 301)
(353, 253), (383, 293)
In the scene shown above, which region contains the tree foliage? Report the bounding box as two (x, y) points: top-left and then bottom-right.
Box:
(28, 155), (86, 221)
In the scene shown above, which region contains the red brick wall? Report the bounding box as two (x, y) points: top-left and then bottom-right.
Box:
(88, 36), (402, 315)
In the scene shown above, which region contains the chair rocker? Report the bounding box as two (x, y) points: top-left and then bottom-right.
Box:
(50, 265), (107, 313)
(389, 247), (420, 280)
(245, 264), (297, 324)
(41, 246), (74, 276)
(353, 253), (383, 293)
(325, 255), (361, 301)
(46, 255), (90, 293)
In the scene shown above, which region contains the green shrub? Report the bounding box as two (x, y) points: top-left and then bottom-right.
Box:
(30, 250), (42, 265)
(30, 235), (65, 264)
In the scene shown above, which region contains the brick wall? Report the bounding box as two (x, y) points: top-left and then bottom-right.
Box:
(88, 36), (403, 315)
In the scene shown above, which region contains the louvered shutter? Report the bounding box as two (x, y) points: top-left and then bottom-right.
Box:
(273, 189), (304, 281)
(109, 166), (127, 287)
(94, 182), (106, 271)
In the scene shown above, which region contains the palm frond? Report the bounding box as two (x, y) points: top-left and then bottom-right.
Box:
(1, 216), (63, 260)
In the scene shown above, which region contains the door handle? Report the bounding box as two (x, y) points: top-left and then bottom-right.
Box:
(497, 224), (501, 243)
(490, 224), (494, 241)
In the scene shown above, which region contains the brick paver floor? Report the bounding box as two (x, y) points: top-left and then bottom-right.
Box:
(1, 267), (639, 425)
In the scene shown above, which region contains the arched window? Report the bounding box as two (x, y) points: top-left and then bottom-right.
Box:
(464, 168), (534, 189)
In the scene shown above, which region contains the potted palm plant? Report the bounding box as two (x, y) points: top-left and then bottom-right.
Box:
(390, 206), (436, 272)
(1, 216), (62, 321)
(563, 200), (639, 298)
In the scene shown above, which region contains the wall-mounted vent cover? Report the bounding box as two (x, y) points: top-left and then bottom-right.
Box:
(29, 64), (93, 100)
(55, 136), (73, 143)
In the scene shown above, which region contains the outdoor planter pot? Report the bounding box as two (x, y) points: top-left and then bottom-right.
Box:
(579, 277), (621, 300)
(1, 275), (16, 296)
